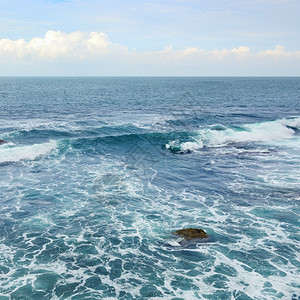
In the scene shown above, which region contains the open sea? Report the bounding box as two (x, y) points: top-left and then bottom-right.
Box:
(0, 77), (299, 300)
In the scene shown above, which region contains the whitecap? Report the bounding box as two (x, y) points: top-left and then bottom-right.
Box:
(0, 140), (57, 164)
(166, 116), (300, 152)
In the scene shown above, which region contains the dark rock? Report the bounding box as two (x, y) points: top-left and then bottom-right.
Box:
(0, 139), (7, 145)
(173, 228), (209, 240)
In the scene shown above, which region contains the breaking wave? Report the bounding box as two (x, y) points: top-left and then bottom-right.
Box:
(0, 140), (57, 164)
(166, 117), (300, 153)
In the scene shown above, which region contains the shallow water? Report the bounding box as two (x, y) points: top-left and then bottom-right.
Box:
(0, 77), (299, 299)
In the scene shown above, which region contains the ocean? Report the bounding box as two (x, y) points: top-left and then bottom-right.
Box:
(0, 77), (299, 299)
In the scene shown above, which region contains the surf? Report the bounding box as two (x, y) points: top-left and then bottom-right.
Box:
(166, 117), (300, 153)
(0, 140), (57, 164)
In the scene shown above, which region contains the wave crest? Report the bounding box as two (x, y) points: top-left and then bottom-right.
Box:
(166, 117), (300, 153)
(0, 140), (57, 164)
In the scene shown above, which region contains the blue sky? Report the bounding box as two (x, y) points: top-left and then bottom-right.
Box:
(0, 0), (300, 75)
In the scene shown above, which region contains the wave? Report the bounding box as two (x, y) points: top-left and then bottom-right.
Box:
(166, 117), (300, 153)
(0, 114), (176, 139)
(0, 140), (57, 164)
(3, 124), (151, 142)
(2, 117), (299, 159)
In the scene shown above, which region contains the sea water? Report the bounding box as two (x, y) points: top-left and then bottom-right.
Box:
(0, 77), (299, 299)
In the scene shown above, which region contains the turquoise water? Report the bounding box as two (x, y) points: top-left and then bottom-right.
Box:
(0, 77), (299, 299)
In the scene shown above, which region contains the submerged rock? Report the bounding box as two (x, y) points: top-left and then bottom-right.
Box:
(173, 228), (209, 240)
(0, 139), (7, 145)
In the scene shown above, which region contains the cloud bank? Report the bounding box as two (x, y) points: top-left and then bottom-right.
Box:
(0, 31), (126, 60)
(1, 30), (300, 76)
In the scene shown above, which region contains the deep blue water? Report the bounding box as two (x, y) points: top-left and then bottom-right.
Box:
(0, 77), (299, 299)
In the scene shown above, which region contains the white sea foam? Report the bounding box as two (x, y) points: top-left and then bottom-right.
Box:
(1, 136), (298, 299)
(166, 117), (300, 152)
(0, 140), (57, 163)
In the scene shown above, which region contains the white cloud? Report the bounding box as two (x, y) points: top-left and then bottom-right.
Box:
(257, 45), (300, 57)
(130, 44), (299, 63)
(0, 30), (126, 61)
(0, 30), (299, 75)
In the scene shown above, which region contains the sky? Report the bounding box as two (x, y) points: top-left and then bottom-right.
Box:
(0, 0), (299, 76)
